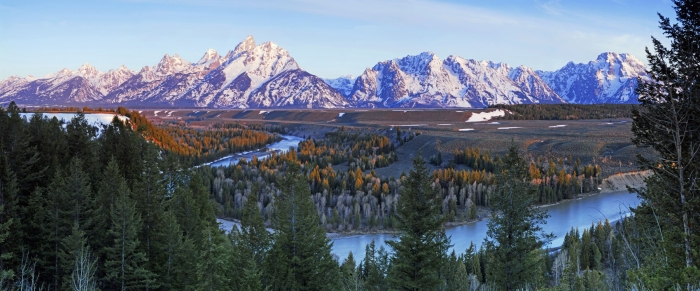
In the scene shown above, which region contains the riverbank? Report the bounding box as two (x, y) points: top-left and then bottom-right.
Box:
(325, 170), (651, 237)
(217, 170), (650, 238)
(599, 170), (651, 193)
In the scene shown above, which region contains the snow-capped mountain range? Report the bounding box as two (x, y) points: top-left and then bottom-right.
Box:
(0, 35), (649, 108)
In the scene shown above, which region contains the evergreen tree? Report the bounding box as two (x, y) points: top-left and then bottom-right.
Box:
(103, 180), (154, 290)
(361, 240), (389, 291)
(387, 153), (450, 291)
(630, 0), (700, 284)
(62, 158), (94, 231)
(196, 226), (233, 291)
(0, 204), (13, 286)
(232, 184), (271, 289)
(340, 252), (364, 291)
(0, 154), (19, 271)
(60, 223), (96, 290)
(264, 162), (339, 291)
(153, 209), (190, 290)
(93, 158), (123, 262)
(484, 143), (552, 291)
(133, 144), (166, 276)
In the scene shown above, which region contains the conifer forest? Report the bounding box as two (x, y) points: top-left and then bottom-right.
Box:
(1, 1), (699, 290)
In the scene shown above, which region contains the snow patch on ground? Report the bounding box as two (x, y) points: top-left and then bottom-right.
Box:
(459, 128), (474, 131)
(466, 109), (506, 122)
(259, 110), (269, 115)
(153, 111), (160, 116)
(549, 125), (567, 128)
(338, 112), (345, 117)
(20, 113), (128, 128)
(390, 124), (427, 127)
(498, 127), (523, 130)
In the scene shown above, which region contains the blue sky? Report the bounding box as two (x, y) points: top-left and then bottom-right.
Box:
(0, 0), (675, 80)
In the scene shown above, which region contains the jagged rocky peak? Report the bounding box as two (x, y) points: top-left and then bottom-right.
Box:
(115, 65), (131, 73)
(77, 63), (100, 77)
(197, 48), (220, 66)
(592, 52), (646, 77)
(233, 35), (256, 55)
(55, 68), (74, 78)
(155, 54), (190, 75)
(394, 52), (441, 74)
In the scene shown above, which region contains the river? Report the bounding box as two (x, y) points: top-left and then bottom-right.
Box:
(207, 133), (642, 263)
(330, 190), (640, 263)
(201, 135), (305, 168)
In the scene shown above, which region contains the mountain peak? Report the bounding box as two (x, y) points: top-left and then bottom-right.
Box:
(233, 35), (256, 55)
(77, 63), (100, 77)
(196, 48), (220, 66)
(155, 54), (189, 74)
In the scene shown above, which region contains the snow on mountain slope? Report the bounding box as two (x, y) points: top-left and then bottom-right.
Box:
(323, 75), (356, 97)
(538, 52), (648, 104)
(346, 52), (564, 108)
(0, 36), (647, 108)
(177, 36), (301, 107)
(0, 62), (137, 104)
(248, 69), (350, 108)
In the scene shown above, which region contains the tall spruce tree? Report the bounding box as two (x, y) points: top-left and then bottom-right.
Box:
(231, 183), (271, 289)
(484, 143), (552, 291)
(0, 153), (19, 271)
(195, 226), (233, 291)
(630, 0), (700, 285)
(387, 153), (450, 291)
(264, 162), (339, 291)
(103, 180), (154, 290)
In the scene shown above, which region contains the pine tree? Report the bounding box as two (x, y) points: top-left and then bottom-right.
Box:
(484, 143), (552, 291)
(103, 180), (154, 290)
(264, 162), (339, 291)
(38, 169), (70, 290)
(0, 153), (19, 272)
(60, 224), (97, 291)
(133, 144), (166, 276)
(361, 240), (389, 291)
(387, 153), (450, 291)
(232, 183), (271, 289)
(0, 204), (14, 286)
(62, 158), (94, 231)
(340, 252), (364, 291)
(93, 158), (123, 264)
(630, 0), (700, 284)
(196, 226), (233, 291)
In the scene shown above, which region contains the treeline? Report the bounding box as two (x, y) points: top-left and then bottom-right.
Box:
(158, 123), (282, 165)
(30, 106), (116, 113)
(115, 107), (282, 166)
(298, 129), (398, 170)
(445, 147), (602, 205)
(197, 139), (602, 232)
(490, 104), (637, 120)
